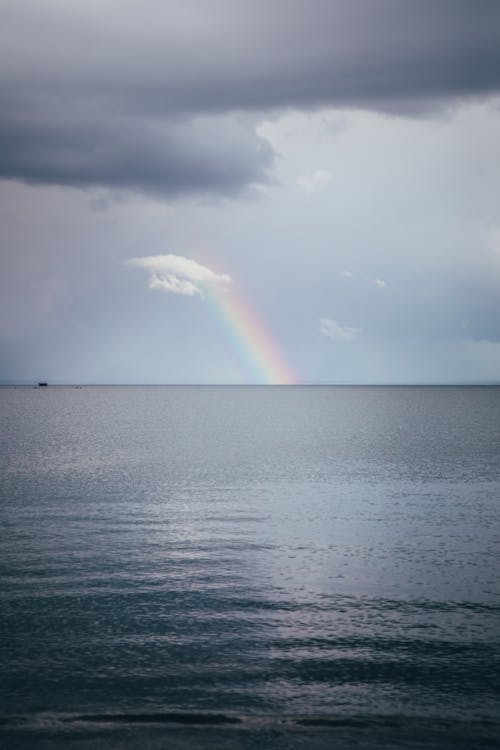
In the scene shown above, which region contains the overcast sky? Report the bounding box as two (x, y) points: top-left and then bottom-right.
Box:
(1, 0), (500, 383)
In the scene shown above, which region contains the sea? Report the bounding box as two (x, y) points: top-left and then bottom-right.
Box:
(1, 385), (499, 749)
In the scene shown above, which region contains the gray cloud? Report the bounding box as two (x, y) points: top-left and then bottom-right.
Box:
(0, 105), (274, 198)
(1, 0), (500, 196)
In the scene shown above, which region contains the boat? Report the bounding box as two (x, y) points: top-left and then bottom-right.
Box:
(38, 382), (48, 387)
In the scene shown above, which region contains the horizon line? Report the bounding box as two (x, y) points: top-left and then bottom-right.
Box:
(2, 381), (500, 388)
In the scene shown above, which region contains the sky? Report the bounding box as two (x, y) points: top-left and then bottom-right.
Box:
(1, 0), (500, 384)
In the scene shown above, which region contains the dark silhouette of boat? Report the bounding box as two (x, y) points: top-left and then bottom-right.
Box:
(38, 382), (48, 387)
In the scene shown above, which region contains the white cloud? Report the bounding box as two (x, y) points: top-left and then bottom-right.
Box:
(128, 254), (231, 297)
(341, 269), (353, 277)
(370, 277), (388, 288)
(319, 317), (362, 342)
(297, 169), (332, 192)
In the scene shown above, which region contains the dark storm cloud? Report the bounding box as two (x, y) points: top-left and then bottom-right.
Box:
(1, 0), (499, 196)
(0, 102), (273, 197)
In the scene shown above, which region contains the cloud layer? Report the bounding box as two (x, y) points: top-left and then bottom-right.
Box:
(128, 254), (231, 296)
(1, 0), (500, 197)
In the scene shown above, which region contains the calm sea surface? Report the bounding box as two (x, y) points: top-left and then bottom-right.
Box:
(1, 385), (500, 748)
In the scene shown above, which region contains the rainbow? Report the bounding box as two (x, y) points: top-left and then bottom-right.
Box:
(206, 285), (298, 385)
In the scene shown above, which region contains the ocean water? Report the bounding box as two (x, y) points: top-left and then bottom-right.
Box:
(1, 385), (499, 748)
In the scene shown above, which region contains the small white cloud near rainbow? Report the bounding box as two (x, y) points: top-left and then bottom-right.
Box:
(127, 253), (298, 385)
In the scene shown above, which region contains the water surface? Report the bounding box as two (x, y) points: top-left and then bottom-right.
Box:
(1, 385), (499, 746)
